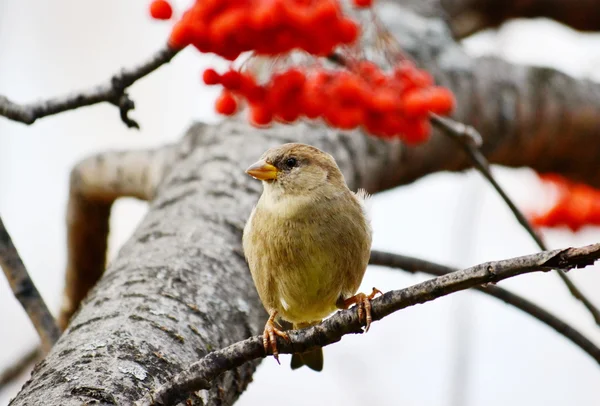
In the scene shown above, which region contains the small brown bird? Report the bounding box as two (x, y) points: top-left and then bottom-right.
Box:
(242, 143), (380, 371)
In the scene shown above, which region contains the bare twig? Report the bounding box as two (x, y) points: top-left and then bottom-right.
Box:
(369, 250), (600, 366)
(430, 113), (600, 326)
(0, 216), (60, 353)
(134, 243), (600, 406)
(0, 348), (40, 391)
(0, 45), (180, 128)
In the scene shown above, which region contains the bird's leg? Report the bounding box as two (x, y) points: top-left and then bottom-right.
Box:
(262, 311), (290, 364)
(338, 288), (383, 332)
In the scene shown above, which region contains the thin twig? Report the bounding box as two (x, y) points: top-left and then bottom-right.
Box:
(0, 216), (61, 353)
(0, 45), (180, 128)
(134, 243), (600, 406)
(0, 348), (40, 391)
(430, 113), (600, 326)
(369, 250), (600, 366)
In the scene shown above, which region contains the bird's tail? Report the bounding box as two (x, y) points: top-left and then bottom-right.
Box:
(290, 321), (324, 372)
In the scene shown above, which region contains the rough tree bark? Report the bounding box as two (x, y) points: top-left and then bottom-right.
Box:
(9, 3), (600, 406)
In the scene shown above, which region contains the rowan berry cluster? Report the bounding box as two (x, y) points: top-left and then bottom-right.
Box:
(531, 174), (600, 232)
(205, 60), (454, 144)
(149, 0), (457, 144)
(167, 0), (359, 61)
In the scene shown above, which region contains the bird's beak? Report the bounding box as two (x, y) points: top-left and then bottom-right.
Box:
(246, 160), (278, 181)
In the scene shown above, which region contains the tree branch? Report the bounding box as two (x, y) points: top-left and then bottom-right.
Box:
(134, 243), (600, 406)
(0, 45), (179, 128)
(430, 113), (600, 326)
(369, 250), (600, 367)
(0, 216), (60, 353)
(441, 0), (600, 39)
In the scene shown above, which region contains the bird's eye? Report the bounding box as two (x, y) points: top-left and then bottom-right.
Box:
(285, 157), (298, 168)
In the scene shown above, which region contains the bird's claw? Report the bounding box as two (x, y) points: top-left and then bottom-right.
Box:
(263, 313), (290, 364)
(342, 287), (383, 332)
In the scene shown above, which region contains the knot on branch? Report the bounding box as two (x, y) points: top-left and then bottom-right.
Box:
(110, 77), (139, 129)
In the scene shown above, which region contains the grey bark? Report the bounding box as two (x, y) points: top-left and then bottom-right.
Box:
(10, 3), (600, 406)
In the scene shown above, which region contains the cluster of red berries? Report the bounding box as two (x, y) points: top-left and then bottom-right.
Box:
(530, 174), (600, 232)
(166, 0), (360, 61)
(149, 0), (455, 144)
(205, 61), (454, 144)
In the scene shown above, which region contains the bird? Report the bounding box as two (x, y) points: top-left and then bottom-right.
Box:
(242, 142), (381, 371)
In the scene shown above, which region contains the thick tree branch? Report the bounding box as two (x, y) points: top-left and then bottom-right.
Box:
(369, 250), (600, 366)
(0, 45), (179, 128)
(431, 114), (600, 325)
(134, 243), (600, 406)
(0, 216), (60, 353)
(59, 146), (178, 329)
(441, 0), (600, 39)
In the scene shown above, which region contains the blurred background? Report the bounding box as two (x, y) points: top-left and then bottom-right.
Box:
(1, 1), (599, 405)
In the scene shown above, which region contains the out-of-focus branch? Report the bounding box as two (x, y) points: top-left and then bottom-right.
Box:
(441, 0), (600, 39)
(0, 348), (40, 391)
(135, 243), (600, 406)
(0, 216), (60, 353)
(369, 250), (600, 365)
(0, 45), (179, 128)
(59, 145), (178, 329)
(430, 114), (600, 326)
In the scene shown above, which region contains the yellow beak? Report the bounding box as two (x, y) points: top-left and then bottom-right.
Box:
(246, 160), (278, 181)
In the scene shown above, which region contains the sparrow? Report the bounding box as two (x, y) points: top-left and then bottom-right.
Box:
(242, 143), (380, 371)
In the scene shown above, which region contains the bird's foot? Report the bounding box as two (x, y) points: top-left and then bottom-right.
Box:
(341, 287), (383, 332)
(263, 312), (290, 364)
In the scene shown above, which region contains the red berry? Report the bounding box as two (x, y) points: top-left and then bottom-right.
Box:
(169, 20), (191, 48)
(370, 89), (398, 113)
(221, 70), (243, 90)
(150, 0), (173, 20)
(240, 74), (265, 103)
(335, 107), (364, 130)
(403, 119), (431, 145)
(312, 1), (339, 25)
(403, 90), (430, 116)
(427, 87), (455, 114)
(215, 91), (238, 115)
(352, 0), (373, 7)
(202, 69), (221, 85)
(250, 104), (273, 126)
(337, 18), (359, 44)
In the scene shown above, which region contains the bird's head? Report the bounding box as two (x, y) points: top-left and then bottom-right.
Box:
(246, 143), (345, 196)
